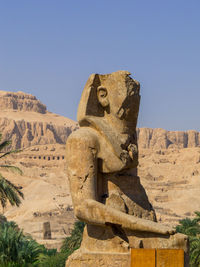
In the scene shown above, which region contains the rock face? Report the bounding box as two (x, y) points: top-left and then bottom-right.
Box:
(0, 91), (47, 113)
(0, 91), (78, 149)
(0, 118), (77, 150)
(0, 91), (198, 151)
(137, 128), (200, 149)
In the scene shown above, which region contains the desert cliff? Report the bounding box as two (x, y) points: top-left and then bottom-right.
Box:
(0, 90), (199, 250)
(0, 91), (199, 150)
(0, 91), (78, 149)
(137, 128), (200, 149)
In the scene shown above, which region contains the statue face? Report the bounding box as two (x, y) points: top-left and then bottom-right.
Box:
(109, 78), (140, 123)
(77, 71), (140, 125)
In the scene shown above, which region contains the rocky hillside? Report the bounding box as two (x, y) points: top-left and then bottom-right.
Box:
(0, 90), (199, 250)
(0, 90), (47, 113)
(138, 147), (200, 225)
(0, 91), (78, 149)
(0, 90), (199, 150)
(137, 128), (200, 149)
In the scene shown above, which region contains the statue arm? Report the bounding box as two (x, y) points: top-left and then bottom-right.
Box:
(66, 131), (174, 235)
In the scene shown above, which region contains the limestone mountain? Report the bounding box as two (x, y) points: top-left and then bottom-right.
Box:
(0, 90), (199, 250)
(0, 90), (47, 113)
(0, 90), (199, 150)
(137, 128), (200, 149)
(0, 90), (78, 149)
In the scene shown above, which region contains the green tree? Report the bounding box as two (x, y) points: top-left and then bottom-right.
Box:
(61, 221), (85, 254)
(190, 236), (200, 267)
(38, 252), (68, 267)
(0, 134), (24, 209)
(39, 221), (85, 267)
(176, 212), (200, 266)
(0, 221), (44, 266)
(176, 217), (200, 237)
(194, 211), (200, 223)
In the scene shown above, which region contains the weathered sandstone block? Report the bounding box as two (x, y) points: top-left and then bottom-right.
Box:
(65, 71), (189, 266)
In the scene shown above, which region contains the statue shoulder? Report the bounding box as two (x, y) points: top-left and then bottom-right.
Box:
(66, 127), (100, 152)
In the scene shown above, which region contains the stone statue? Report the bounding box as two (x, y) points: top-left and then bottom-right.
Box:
(66, 71), (189, 266)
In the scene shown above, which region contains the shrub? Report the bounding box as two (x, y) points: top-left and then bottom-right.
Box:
(61, 221), (85, 255)
(176, 211), (200, 266)
(38, 221), (85, 267)
(38, 252), (68, 267)
(0, 221), (43, 266)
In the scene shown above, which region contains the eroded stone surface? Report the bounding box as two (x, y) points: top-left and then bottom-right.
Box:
(0, 91), (47, 113)
(0, 91), (78, 149)
(137, 128), (200, 149)
(65, 71), (189, 266)
(66, 250), (130, 267)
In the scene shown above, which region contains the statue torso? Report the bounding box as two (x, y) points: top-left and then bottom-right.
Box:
(80, 126), (157, 222)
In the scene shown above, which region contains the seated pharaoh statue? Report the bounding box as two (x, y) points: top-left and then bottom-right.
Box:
(65, 71), (189, 267)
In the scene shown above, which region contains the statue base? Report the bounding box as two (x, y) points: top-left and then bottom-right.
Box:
(65, 225), (189, 267)
(66, 248), (188, 267)
(65, 249), (130, 267)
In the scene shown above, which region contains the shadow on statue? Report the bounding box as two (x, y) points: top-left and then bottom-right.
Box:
(66, 71), (189, 267)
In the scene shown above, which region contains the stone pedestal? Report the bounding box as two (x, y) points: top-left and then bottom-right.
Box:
(131, 249), (155, 267)
(65, 249), (130, 267)
(65, 225), (189, 267)
(131, 248), (185, 267)
(66, 248), (187, 267)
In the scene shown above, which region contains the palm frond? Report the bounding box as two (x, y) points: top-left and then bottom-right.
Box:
(0, 221), (44, 265)
(4, 177), (24, 199)
(176, 217), (200, 236)
(0, 174), (24, 208)
(194, 211), (200, 223)
(0, 150), (22, 159)
(0, 192), (7, 209)
(61, 221), (85, 253)
(0, 166), (23, 175)
(190, 236), (200, 266)
(0, 135), (24, 210)
(0, 141), (11, 152)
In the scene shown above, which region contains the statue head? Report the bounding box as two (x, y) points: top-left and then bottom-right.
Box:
(77, 71), (140, 127)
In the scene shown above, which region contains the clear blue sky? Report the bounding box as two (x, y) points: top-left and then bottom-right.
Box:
(0, 1), (199, 131)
